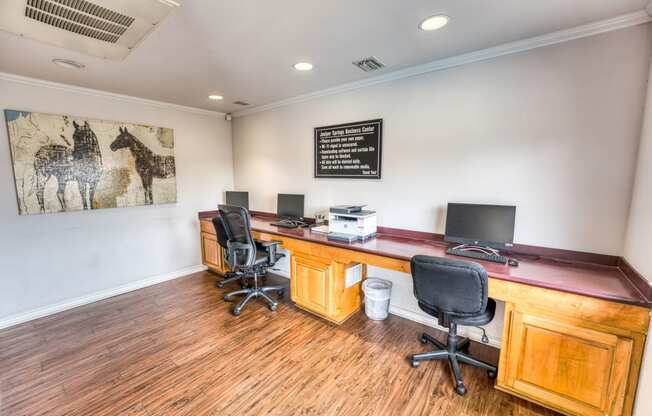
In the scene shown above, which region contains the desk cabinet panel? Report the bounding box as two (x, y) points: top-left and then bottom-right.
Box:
(201, 231), (224, 273)
(291, 254), (332, 316)
(499, 305), (633, 416)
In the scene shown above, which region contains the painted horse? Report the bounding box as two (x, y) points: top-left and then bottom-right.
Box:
(110, 127), (176, 205)
(34, 121), (103, 212)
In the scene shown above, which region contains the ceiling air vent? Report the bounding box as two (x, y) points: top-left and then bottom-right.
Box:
(25, 0), (134, 44)
(233, 101), (250, 106)
(353, 56), (386, 72)
(0, 0), (179, 60)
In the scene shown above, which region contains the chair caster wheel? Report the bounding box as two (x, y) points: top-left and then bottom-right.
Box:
(420, 334), (428, 344)
(224, 295), (232, 302)
(411, 360), (420, 368)
(455, 384), (467, 396)
(487, 369), (497, 379)
(269, 303), (278, 312)
(232, 308), (241, 316)
(215, 280), (224, 288)
(277, 290), (285, 298)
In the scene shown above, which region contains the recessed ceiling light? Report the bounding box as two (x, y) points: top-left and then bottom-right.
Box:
(208, 95), (224, 100)
(293, 62), (313, 71)
(52, 59), (85, 69)
(419, 15), (450, 31)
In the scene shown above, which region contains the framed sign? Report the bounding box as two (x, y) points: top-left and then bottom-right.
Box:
(314, 119), (382, 179)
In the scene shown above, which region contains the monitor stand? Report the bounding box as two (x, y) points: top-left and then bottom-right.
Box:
(450, 244), (501, 256)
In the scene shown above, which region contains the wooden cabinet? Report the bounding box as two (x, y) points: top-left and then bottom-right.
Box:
(290, 253), (364, 324)
(291, 254), (332, 316)
(201, 232), (223, 272)
(200, 220), (227, 275)
(497, 302), (639, 416)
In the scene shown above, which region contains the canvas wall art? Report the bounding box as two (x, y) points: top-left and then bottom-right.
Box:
(4, 110), (177, 215)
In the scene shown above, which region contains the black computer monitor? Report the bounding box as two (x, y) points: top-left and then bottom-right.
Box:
(277, 194), (304, 220)
(225, 191), (249, 209)
(444, 203), (516, 250)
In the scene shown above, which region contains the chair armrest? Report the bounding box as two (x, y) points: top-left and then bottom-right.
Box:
(226, 241), (255, 266)
(229, 242), (252, 250)
(255, 240), (283, 265)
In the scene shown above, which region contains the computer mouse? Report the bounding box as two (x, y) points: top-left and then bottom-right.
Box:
(508, 258), (520, 267)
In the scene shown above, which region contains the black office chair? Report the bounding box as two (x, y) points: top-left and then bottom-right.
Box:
(211, 215), (243, 288)
(218, 204), (285, 316)
(409, 255), (497, 396)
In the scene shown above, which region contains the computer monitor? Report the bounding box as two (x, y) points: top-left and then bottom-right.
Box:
(225, 191), (249, 209)
(277, 194), (304, 220)
(444, 203), (516, 250)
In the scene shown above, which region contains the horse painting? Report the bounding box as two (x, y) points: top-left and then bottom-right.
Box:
(34, 121), (103, 212)
(110, 127), (176, 205)
(5, 110), (176, 215)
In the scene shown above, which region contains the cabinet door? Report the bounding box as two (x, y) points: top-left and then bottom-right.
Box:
(201, 232), (223, 272)
(502, 309), (632, 416)
(291, 254), (332, 316)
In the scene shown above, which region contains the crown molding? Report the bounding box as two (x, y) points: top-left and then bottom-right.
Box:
(233, 10), (652, 118)
(0, 71), (225, 117)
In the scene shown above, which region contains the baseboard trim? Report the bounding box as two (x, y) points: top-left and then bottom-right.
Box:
(388, 304), (502, 349)
(0, 264), (208, 330)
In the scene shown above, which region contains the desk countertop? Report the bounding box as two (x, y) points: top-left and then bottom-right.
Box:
(198, 212), (651, 308)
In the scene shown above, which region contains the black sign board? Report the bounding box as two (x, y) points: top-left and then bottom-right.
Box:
(314, 119), (382, 179)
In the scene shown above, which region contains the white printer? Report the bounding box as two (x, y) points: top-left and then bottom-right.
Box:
(328, 205), (377, 241)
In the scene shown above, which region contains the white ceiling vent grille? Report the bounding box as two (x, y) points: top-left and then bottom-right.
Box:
(25, 0), (134, 43)
(353, 56), (386, 72)
(0, 0), (179, 60)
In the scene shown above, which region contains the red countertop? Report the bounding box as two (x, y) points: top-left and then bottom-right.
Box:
(199, 211), (651, 308)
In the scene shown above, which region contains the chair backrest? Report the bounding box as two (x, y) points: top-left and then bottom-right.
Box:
(217, 204), (257, 267)
(211, 216), (229, 249)
(411, 255), (488, 317)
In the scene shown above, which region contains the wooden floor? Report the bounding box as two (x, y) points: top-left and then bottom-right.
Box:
(0, 272), (559, 416)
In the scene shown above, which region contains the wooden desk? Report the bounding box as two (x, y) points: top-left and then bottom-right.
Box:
(198, 213), (651, 416)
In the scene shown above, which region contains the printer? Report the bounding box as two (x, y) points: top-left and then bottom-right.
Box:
(328, 205), (377, 240)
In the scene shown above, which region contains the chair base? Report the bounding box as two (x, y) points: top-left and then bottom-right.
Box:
(215, 272), (242, 288)
(410, 329), (497, 396)
(224, 270), (284, 316)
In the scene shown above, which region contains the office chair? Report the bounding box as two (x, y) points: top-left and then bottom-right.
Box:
(211, 215), (243, 288)
(409, 255), (497, 396)
(218, 204), (285, 316)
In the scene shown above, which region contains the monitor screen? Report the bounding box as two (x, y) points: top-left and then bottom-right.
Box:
(277, 194), (304, 219)
(444, 203), (516, 249)
(225, 191), (249, 210)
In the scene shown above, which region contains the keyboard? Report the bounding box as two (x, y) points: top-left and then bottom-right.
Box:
(446, 247), (509, 265)
(270, 222), (298, 229)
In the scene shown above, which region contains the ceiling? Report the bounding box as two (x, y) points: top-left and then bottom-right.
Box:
(0, 0), (649, 113)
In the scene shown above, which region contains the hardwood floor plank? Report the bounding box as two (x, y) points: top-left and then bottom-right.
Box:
(0, 272), (559, 416)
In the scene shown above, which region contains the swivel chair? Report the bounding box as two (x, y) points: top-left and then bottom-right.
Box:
(409, 255), (497, 396)
(211, 215), (242, 288)
(218, 204), (285, 316)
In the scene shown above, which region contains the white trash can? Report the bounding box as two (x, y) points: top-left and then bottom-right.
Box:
(362, 278), (393, 320)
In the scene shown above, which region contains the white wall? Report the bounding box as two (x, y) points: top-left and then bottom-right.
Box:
(626, 55), (652, 416)
(232, 25), (652, 346)
(0, 76), (234, 322)
(233, 25), (651, 256)
(625, 59), (652, 284)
